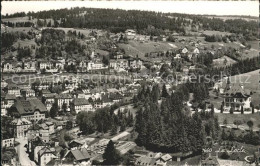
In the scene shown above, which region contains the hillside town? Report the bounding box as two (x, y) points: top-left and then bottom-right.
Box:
(1, 2), (260, 166)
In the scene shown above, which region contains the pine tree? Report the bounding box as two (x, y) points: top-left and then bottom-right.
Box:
(161, 84), (169, 98)
(103, 140), (121, 165)
(50, 102), (58, 118)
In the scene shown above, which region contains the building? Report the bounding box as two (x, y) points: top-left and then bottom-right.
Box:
(1, 94), (16, 116)
(223, 82), (252, 111)
(129, 59), (143, 69)
(23, 60), (37, 72)
(7, 84), (21, 97)
(42, 93), (57, 111)
(125, 29), (136, 39)
(11, 118), (32, 138)
(21, 89), (36, 98)
(63, 148), (91, 165)
(56, 93), (73, 111)
(72, 98), (93, 114)
(87, 61), (106, 70)
(9, 99), (47, 122)
(2, 138), (15, 148)
(2, 61), (15, 73)
(135, 156), (157, 166)
(38, 146), (57, 166)
(110, 59), (129, 69)
(39, 61), (53, 70)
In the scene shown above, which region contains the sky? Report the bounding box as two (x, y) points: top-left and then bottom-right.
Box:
(1, 1), (259, 17)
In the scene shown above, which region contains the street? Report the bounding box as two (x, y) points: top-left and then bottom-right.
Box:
(15, 138), (36, 166)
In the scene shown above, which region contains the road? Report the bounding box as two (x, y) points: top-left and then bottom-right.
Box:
(15, 138), (36, 166)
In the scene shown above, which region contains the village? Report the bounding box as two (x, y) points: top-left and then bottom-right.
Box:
(1, 4), (260, 166)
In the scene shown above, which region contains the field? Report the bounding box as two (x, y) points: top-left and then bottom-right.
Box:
(228, 69), (260, 91)
(202, 30), (232, 36)
(2, 16), (31, 23)
(118, 40), (175, 60)
(205, 16), (258, 22)
(213, 56), (237, 67)
(217, 113), (260, 131)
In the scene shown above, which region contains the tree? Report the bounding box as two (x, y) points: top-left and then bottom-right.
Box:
(110, 125), (118, 136)
(161, 84), (169, 98)
(229, 106), (234, 114)
(50, 102), (58, 118)
(247, 120), (254, 131)
(223, 118), (228, 126)
(62, 103), (67, 113)
(103, 140), (121, 165)
(241, 106), (244, 114)
(220, 104), (224, 113)
(233, 120), (243, 129)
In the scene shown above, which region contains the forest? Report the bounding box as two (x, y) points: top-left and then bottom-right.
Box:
(2, 7), (257, 39)
(134, 84), (219, 154)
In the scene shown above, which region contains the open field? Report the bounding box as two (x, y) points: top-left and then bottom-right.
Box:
(213, 55), (237, 67)
(118, 40), (175, 60)
(2, 16), (31, 23)
(228, 69), (260, 91)
(216, 113), (260, 131)
(205, 16), (258, 22)
(202, 30), (232, 36)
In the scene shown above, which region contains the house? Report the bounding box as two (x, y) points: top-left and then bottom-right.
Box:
(27, 124), (50, 143)
(109, 92), (124, 103)
(109, 59), (129, 69)
(7, 84), (21, 97)
(72, 98), (93, 114)
(34, 145), (45, 162)
(158, 154), (172, 164)
(181, 47), (189, 55)
(79, 60), (88, 68)
(27, 134), (45, 158)
(54, 60), (64, 70)
(39, 60), (53, 70)
(69, 140), (84, 150)
(56, 93), (73, 111)
(87, 61), (105, 70)
(21, 89), (36, 98)
(2, 138), (15, 148)
(2, 61), (15, 72)
(38, 146), (57, 166)
(42, 93), (57, 111)
(39, 121), (55, 135)
(125, 29), (136, 39)
(193, 47), (200, 55)
(63, 148), (91, 164)
(114, 52), (124, 59)
(23, 60), (37, 72)
(9, 98), (47, 122)
(11, 118), (32, 138)
(129, 59), (143, 69)
(223, 82), (252, 111)
(135, 156), (157, 166)
(1, 80), (8, 88)
(1, 94), (16, 116)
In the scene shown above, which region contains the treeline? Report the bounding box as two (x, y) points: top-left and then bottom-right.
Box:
(76, 104), (134, 135)
(2, 12), (26, 18)
(8, 7), (254, 38)
(207, 56), (260, 79)
(2, 21), (34, 28)
(134, 84), (219, 153)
